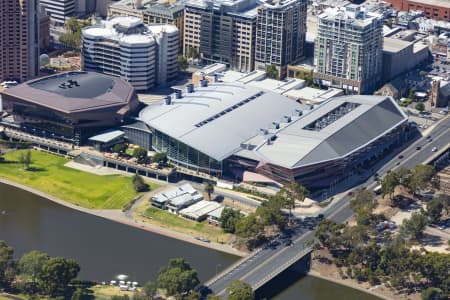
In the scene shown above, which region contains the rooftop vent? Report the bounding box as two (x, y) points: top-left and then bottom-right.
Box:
(295, 109), (303, 116)
(284, 115), (292, 123)
(165, 95), (172, 105)
(200, 79), (208, 87)
(186, 83), (194, 93)
(272, 122), (280, 129)
(175, 89), (182, 99)
(260, 128), (268, 135)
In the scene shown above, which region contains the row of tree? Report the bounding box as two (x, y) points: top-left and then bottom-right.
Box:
(59, 18), (92, 49)
(0, 240), (255, 300)
(315, 187), (449, 298)
(219, 183), (307, 249)
(380, 165), (440, 203)
(0, 241), (80, 298)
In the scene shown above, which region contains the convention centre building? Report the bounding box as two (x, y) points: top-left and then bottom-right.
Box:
(139, 80), (409, 189)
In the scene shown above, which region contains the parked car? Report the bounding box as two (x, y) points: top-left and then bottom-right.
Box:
(416, 146), (421, 150)
(432, 146), (438, 152)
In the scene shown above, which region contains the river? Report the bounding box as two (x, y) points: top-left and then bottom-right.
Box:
(0, 182), (380, 299)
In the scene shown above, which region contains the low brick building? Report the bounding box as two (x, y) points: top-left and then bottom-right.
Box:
(386, 0), (450, 21)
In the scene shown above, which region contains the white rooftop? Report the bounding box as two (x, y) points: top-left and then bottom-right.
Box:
(179, 201), (222, 219)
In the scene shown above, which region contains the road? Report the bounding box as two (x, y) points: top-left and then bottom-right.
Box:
(204, 116), (449, 297)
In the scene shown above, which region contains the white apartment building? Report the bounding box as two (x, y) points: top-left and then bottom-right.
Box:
(82, 17), (178, 90)
(314, 5), (383, 94)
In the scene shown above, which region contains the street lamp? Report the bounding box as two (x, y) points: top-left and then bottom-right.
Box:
(215, 264), (222, 276)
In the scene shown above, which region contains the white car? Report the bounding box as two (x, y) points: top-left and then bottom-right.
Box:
(432, 146), (438, 152)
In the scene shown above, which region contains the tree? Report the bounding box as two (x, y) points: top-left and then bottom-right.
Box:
(265, 64), (278, 79)
(19, 150), (32, 170)
(419, 70), (427, 77)
(112, 143), (127, 153)
(59, 18), (91, 49)
(0, 240), (14, 288)
(206, 294), (222, 300)
(157, 258), (199, 298)
(219, 208), (243, 233)
(426, 198), (444, 223)
(111, 296), (129, 300)
(142, 280), (157, 299)
(349, 189), (377, 215)
(132, 147), (147, 160)
(277, 183), (307, 225)
(226, 280), (254, 300)
(415, 102), (425, 112)
(434, 194), (450, 215)
(204, 182), (214, 201)
(187, 47), (198, 60)
(18, 250), (49, 283)
(37, 257), (80, 297)
(421, 287), (443, 300)
(399, 211), (428, 240)
(132, 174), (149, 192)
(178, 55), (189, 71)
(152, 152), (167, 166)
(408, 87), (416, 100)
(409, 165), (439, 194)
(381, 171), (399, 203)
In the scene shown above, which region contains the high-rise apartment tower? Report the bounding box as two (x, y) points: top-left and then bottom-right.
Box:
(0, 0), (39, 82)
(314, 5), (383, 94)
(255, 0), (307, 79)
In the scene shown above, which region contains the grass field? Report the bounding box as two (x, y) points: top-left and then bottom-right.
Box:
(136, 203), (230, 243)
(0, 150), (158, 209)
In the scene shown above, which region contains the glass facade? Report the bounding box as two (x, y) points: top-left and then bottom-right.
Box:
(152, 129), (222, 175)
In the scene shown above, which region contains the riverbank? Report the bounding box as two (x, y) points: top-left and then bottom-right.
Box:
(309, 249), (420, 300)
(0, 178), (246, 257)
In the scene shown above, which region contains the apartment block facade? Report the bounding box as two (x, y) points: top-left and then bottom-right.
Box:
(184, 0), (257, 73)
(255, 0), (307, 79)
(0, 0), (39, 82)
(314, 5), (383, 94)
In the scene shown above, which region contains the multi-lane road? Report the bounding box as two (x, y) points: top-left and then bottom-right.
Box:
(204, 116), (449, 298)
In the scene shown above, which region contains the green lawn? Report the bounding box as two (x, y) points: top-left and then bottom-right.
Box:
(140, 206), (230, 243)
(0, 150), (158, 209)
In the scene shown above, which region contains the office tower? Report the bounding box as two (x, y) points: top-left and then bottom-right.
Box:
(255, 0), (307, 79)
(314, 5), (383, 94)
(0, 0), (39, 82)
(82, 17), (179, 90)
(184, 0), (256, 73)
(40, 0), (76, 25)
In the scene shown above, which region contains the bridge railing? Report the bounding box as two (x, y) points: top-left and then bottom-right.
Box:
(203, 247), (263, 287)
(252, 245), (312, 290)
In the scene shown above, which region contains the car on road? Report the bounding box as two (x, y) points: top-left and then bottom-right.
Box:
(439, 109), (448, 115)
(347, 192), (353, 196)
(432, 146), (438, 152)
(398, 155), (404, 159)
(416, 146), (421, 150)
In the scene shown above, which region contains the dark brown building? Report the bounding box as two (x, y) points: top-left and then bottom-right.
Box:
(1, 72), (139, 144)
(386, 0), (450, 21)
(0, 0), (39, 82)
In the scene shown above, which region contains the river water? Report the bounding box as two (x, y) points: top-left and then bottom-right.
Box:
(0, 182), (380, 299)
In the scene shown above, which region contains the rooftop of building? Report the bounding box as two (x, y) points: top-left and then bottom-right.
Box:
(318, 4), (383, 27)
(383, 37), (413, 53)
(83, 16), (177, 45)
(110, 0), (184, 13)
(139, 82), (309, 161)
(237, 95), (408, 168)
(408, 0), (450, 8)
(184, 0), (259, 18)
(2, 72), (135, 113)
(282, 87), (343, 103)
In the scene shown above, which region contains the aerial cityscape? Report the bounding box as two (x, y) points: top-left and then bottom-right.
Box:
(0, 0), (449, 299)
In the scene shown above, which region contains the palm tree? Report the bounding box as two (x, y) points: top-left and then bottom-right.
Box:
(277, 182), (308, 225)
(204, 182), (214, 201)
